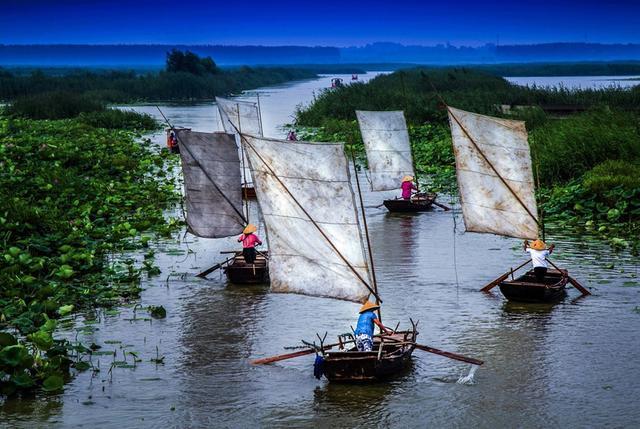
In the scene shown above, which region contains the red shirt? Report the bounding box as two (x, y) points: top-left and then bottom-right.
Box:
(401, 181), (416, 199)
(238, 233), (262, 248)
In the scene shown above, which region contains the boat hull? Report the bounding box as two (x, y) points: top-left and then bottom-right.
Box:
(383, 193), (436, 212)
(499, 269), (567, 303)
(323, 332), (416, 382)
(223, 251), (269, 284)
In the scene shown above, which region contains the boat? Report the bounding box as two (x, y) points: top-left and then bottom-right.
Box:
(445, 106), (589, 301)
(323, 330), (416, 382)
(498, 269), (568, 303)
(173, 129), (270, 283)
(351, 74), (358, 81)
(241, 133), (421, 382)
(383, 192), (436, 212)
(216, 96), (264, 197)
(331, 77), (344, 88)
(356, 110), (442, 213)
(223, 251), (269, 284)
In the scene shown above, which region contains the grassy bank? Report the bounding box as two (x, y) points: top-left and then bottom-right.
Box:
(0, 110), (182, 395)
(295, 68), (640, 251)
(0, 51), (316, 103)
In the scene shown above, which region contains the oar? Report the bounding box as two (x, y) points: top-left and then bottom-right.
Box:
(195, 256), (235, 278)
(546, 258), (591, 296)
(251, 341), (344, 365)
(431, 200), (452, 211)
(413, 343), (484, 366)
(480, 260), (530, 292)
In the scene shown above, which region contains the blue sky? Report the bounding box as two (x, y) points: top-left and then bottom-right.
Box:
(2, 0), (640, 46)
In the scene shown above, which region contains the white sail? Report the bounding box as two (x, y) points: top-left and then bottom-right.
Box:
(176, 130), (245, 238)
(356, 110), (414, 191)
(448, 107), (539, 239)
(216, 97), (263, 186)
(243, 135), (373, 302)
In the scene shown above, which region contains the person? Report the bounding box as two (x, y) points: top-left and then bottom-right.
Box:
(238, 224), (262, 264)
(354, 301), (393, 352)
(524, 239), (555, 282)
(286, 130), (298, 141)
(400, 175), (417, 200)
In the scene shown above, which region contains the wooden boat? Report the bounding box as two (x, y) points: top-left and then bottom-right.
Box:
(383, 193), (436, 212)
(223, 251), (269, 284)
(498, 269), (567, 303)
(323, 330), (417, 382)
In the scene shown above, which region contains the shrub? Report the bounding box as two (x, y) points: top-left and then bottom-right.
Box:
(6, 91), (105, 119)
(582, 160), (640, 194)
(78, 109), (158, 130)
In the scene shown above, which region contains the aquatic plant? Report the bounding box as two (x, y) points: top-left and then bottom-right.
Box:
(0, 114), (182, 394)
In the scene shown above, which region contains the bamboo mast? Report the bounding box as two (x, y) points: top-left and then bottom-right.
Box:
(237, 103), (250, 223)
(350, 149), (382, 321)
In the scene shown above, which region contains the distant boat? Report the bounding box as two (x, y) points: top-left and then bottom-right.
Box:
(351, 74), (358, 80)
(330, 77), (344, 88)
(355, 110), (445, 213)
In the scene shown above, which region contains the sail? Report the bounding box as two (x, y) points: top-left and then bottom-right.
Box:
(356, 110), (414, 191)
(176, 130), (245, 238)
(447, 107), (539, 239)
(243, 135), (373, 302)
(216, 97), (262, 186)
(216, 97), (263, 136)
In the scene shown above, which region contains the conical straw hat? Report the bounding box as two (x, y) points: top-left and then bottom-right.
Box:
(243, 224), (257, 234)
(402, 175), (414, 183)
(359, 300), (380, 314)
(530, 239), (547, 251)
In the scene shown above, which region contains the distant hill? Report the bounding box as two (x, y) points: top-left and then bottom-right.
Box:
(2, 42), (640, 67)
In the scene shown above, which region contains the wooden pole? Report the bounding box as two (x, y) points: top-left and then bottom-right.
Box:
(234, 128), (382, 303)
(155, 106), (247, 224)
(237, 104), (250, 223)
(412, 344), (484, 366)
(195, 255), (235, 278)
(256, 93), (264, 136)
(480, 259), (530, 292)
(350, 149), (382, 321)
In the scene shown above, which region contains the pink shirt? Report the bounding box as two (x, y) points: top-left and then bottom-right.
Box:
(238, 233), (262, 248)
(401, 181), (416, 199)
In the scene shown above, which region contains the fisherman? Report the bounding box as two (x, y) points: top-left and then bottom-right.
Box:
(400, 175), (417, 200)
(524, 239), (555, 282)
(354, 301), (393, 352)
(238, 224), (262, 264)
(287, 130), (298, 141)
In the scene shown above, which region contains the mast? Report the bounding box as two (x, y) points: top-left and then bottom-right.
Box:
(350, 149), (382, 321)
(237, 103), (250, 223)
(256, 93), (264, 136)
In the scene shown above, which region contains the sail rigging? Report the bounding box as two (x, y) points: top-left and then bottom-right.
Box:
(176, 130), (246, 238)
(447, 107), (539, 239)
(242, 135), (374, 302)
(356, 110), (414, 191)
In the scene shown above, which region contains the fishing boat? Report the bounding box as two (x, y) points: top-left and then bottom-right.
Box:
(170, 128), (270, 284)
(243, 134), (482, 382)
(356, 110), (447, 213)
(383, 192), (436, 212)
(331, 77), (344, 88)
(445, 106), (590, 301)
(498, 269), (568, 303)
(216, 96), (264, 199)
(351, 74), (358, 81)
(323, 330), (416, 382)
(223, 251), (269, 284)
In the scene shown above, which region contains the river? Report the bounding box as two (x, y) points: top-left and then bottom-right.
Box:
(1, 73), (639, 428)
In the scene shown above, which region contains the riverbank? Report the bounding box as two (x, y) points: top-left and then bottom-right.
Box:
(0, 113), (182, 395)
(295, 68), (640, 251)
(0, 65), (317, 104)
